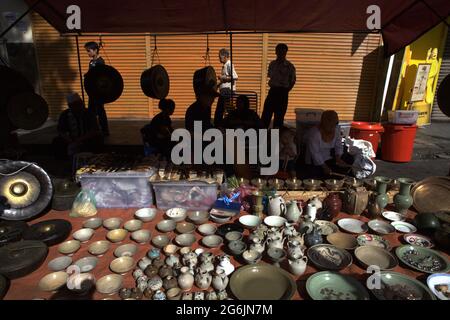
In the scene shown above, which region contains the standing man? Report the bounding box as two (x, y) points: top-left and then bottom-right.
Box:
(85, 41), (109, 136)
(214, 48), (238, 127)
(261, 43), (296, 128)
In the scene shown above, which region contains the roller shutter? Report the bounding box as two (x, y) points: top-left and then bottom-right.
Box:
(432, 29), (450, 122)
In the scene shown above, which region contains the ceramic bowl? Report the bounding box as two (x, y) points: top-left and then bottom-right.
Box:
(326, 232), (358, 250)
(303, 179), (323, 191)
(96, 274), (123, 295)
(152, 234), (171, 248)
(307, 244), (353, 271)
(131, 229), (151, 244)
(134, 208), (157, 222)
(239, 215), (262, 229)
(209, 214), (232, 224)
(324, 179), (344, 191)
(74, 256), (99, 273)
(88, 240), (110, 256)
(382, 211), (405, 222)
(403, 233), (434, 248)
(242, 249), (262, 264)
(391, 221), (417, 233)
(338, 218), (368, 234)
(175, 233), (196, 247)
(427, 273), (450, 300)
(198, 223), (217, 236)
(227, 240), (247, 256)
(72, 228), (95, 243)
(163, 244), (179, 256)
(187, 211), (209, 225)
(38, 271), (68, 292)
(103, 217), (123, 230)
(356, 234), (391, 251)
(166, 287), (182, 300)
(106, 229), (128, 243)
(48, 256), (72, 272)
(124, 219), (143, 232)
(67, 272), (96, 294)
(83, 217), (103, 229)
(58, 240), (81, 255)
(165, 208), (187, 222)
(110, 256), (135, 274)
(179, 247), (192, 255)
(176, 222), (196, 234)
(267, 247), (287, 263)
(368, 220), (396, 235)
(225, 231), (243, 242)
(114, 244), (138, 257)
(264, 216), (287, 228)
(157, 219), (176, 233)
(202, 235), (223, 248)
(306, 271), (370, 300)
(355, 246), (398, 270)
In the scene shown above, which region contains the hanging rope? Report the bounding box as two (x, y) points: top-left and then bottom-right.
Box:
(98, 34), (112, 65)
(202, 34), (211, 66)
(151, 35), (160, 66)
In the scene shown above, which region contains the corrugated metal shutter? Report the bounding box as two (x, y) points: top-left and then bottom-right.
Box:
(31, 13), (149, 120)
(267, 33), (382, 121)
(432, 29), (450, 122)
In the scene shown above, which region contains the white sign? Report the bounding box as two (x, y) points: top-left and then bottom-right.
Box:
(411, 63), (431, 102)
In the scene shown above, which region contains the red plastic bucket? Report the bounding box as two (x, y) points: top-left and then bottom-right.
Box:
(381, 124), (417, 162)
(349, 122), (384, 155)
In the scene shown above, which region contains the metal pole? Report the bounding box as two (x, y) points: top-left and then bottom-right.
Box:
(229, 32), (234, 103)
(75, 35), (85, 104)
(0, 0), (42, 38)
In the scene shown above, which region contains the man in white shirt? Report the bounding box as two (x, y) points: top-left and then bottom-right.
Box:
(214, 48), (238, 126)
(262, 43), (296, 128)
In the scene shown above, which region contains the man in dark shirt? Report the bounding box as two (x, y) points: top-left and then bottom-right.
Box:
(53, 93), (103, 159)
(222, 95), (263, 130)
(85, 41), (109, 136)
(185, 87), (219, 132)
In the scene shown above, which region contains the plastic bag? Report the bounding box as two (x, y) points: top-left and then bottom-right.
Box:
(344, 137), (377, 179)
(70, 190), (97, 217)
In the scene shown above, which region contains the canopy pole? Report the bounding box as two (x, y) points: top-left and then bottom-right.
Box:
(75, 35), (85, 104)
(0, 0), (42, 38)
(229, 32), (234, 97)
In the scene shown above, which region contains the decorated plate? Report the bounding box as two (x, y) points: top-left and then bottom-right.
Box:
(395, 245), (450, 274)
(337, 218), (368, 234)
(307, 244), (353, 271)
(356, 234), (391, 251)
(403, 233), (434, 248)
(306, 271), (369, 300)
(314, 220), (339, 236)
(427, 273), (450, 300)
(391, 221), (417, 233)
(382, 211), (405, 222)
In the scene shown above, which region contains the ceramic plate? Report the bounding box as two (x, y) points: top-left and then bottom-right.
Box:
(356, 234), (391, 251)
(395, 245), (450, 274)
(391, 221), (417, 233)
(307, 244), (353, 271)
(370, 271), (436, 300)
(382, 211), (405, 222)
(306, 271), (370, 300)
(427, 273), (450, 300)
(315, 220), (339, 236)
(229, 264), (296, 300)
(403, 233), (434, 248)
(354, 246), (398, 270)
(337, 218), (368, 234)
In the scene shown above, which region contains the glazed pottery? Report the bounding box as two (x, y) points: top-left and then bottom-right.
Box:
(323, 193), (342, 220)
(354, 246), (398, 270)
(110, 257), (135, 274)
(74, 256), (98, 273)
(147, 248), (161, 260)
(165, 254), (180, 268)
(198, 261), (214, 274)
(267, 247), (287, 267)
(159, 265), (174, 278)
(242, 249), (262, 264)
(288, 256), (308, 276)
(268, 194), (286, 216)
(314, 220), (339, 236)
(199, 251), (214, 265)
(182, 252), (198, 269)
(285, 200), (302, 223)
(391, 221), (417, 233)
(309, 196), (323, 210)
(337, 218), (368, 234)
(434, 228), (450, 251)
(228, 240), (247, 256)
(144, 265), (159, 278)
(371, 271), (435, 300)
(178, 266), (194, 291)
(394, 178), (414, 215)
(298, 214), (315, 235)
(48, 256), (72, 271)
(153, 290), (166, 300)
(148, 275), (163, 291)
(202, 235), (223, 248)
(306, 271), (369, 300)
(166, 287), (182, 300)
(124, 219), (143, 232)
(403, 233), (434, 248)
(212, 268), (229, 291)
(395, 245), (450, 273)
(134, 208), (157, 222)
(206, 290), (218, 300)
(342, 187), (369, 215)
(266, 234), (286, 250)
(326, 232), (358, 250)
(382, 211), (405, 222)
(304, 226), (323, 247)
(357, 234), (391, 250)
(138, 257), (152, 271)
(225, 231), (243, 242)
(307, 244), (353, 270)
(106, 229), (128, 243)
(264, 216), (287, 229)
(182, 292), (193, 300)
(217, 290), (228, 300)
(187, 211), (209, 225)
(156, 219), (176, 233)
(198, 223), (217, 236)
(83, 217), (103, 229)
(216, 255), (235, 276)
(114, 244), (138, 257)
(287, 239), (305, 259)
(375, 176), (391, 210)
(163, 275), (178, 290)
(367, 193), (382, 219)
(239, 215), (262, 229)
(152, 257), (165, 269)
(166, 208), (187, 222)
(131, 229), (151, 244)
(427, 273), (450, 300)
(88, 240), (110, 256)
(175, 233), (196, 247)
(195, 269), (212, 289)
(96, 274), (123, 295)
(414, 213), (441, 233)
(306, 203), (317, 222)
(67, 272), (95, 294)
(103, 218), (123, 230)
(194, 291), (205, 300)
(368, 219), (396, 235)
(163, 244), (179, 256)
(58, 240), (81, 256)
(38, 271), (68, 292)
(152, 234), (170, 248)
(176, 222), (196, 234)
(249, 237), (265, 254)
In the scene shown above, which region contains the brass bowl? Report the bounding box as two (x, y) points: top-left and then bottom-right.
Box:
(324, 179), (344, 191)
(106, 229), (128, 243)
(303, 179), (323, 191)
(58, 240), (81, 255)
(285, 178), (302, 190)
(38, 271), (68, 292)
(88, 240), (110, 256)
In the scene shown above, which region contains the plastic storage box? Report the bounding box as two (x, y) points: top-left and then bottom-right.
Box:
(152, 181), (219, 211)
(388, 110), (419, 125)
(78, 169), (155, 208)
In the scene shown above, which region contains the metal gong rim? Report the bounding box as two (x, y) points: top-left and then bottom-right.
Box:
(0, 172), (41, 209)
(6, 92), (49, 130)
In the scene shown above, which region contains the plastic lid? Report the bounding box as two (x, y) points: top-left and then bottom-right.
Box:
(351, 121), (384, 131)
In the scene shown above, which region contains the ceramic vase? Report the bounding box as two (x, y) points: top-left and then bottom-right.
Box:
(367, 192), (382, 218)
(163, 275), (178, 290)
(178, 266), (194, 291)
(375, 176), (391, 210)
(323, 193), (342, 219)
(212, 269), (229, 292)
(304, 226), (323, 248)
(195, 269), (212, 289)
(306, 203), (317, 222)
(343, 187), (369, 215)
(268, 194), (286, 216)
(285, 200), (302, 223)
(288, 256), (308, 276)
(309, 196), (322, 210)
(393, 178), (414, 215)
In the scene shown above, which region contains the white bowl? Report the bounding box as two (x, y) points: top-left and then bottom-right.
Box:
(382, 211), (405, 222)
(74, 256), (98, 273)
(427, 273), (450, 300)
(391, 221), (417, 233)
(72, 228), (95, 242)
(48, 256), (72, 272)
(135, 208), (157, 222)
(239, 215), (262, 229)
(83, 217), (103, 229)
(88, 240), (110, 256)
(131, 229), (151, 244)
(166, 208), (187, 222)
(198, 223), (217, 236)
(264, 216), (287, 228)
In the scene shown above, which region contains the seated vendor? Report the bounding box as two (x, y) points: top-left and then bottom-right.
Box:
(185, 86), (219, 132)
(303, 110), (352, 179)
(141, 98), (175, 158)
(221, 95), (263, 130)
(52, 93), (103, 160)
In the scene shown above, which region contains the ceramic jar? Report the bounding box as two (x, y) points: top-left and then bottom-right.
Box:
(249, 237), (265, 254)
(199, 252), (214, 265)
(148, 275), (163, 291)
(138, 257), (152, 271)
(212, 269), (229, 292)
(343, 187), (369, 215)
(287, 239), (304, 259)
(268, 194), (286, 216)
(266, 235), (285, 250)
(323, 193), (342, 219)
(298, 214), (314, 235)
(152, 257), (165, 269)
(147, 248), (160, 260)
(285, 200), (302, 223)
(394, 178), (414, 214)
(206, 290), (218, 300)
(375, 176), (391, 210)
(304, 226), (323, 248)
(194, 291), (205, 300)
(133, 269), (144, 280)
(178, 266), (194, 291)
(216, 255), (235, 276)
(367, 193), (382, 218)
(306, 203), (318, 222)
(163, 275), (178, 290)
(143, 287), (153, 299)
(283, 222), (298, 238)
(137, 278), (148, 292)
(288, 256), (308, 276)
(144, 265), (159, 278)
(217, 290), (228, 300)
(158, 265), (173, 279)
(195, 269), (212, 289)
(152, 290), (166, 300)
(165, 254), (180, 268)
(182, 292), (193, 300)
(198, 261), (214, 273)
(119, 288), (132, 300)
(182, 252), (198, 269)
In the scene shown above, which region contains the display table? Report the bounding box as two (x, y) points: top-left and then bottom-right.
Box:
(3, 207), (448, 300)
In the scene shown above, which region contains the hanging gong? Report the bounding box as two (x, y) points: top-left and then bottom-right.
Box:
(193, 66), (217, 95)
(0, 65), (34, 112)
(23, 219), (72, 246)
(0, 220), (28, 247)
(0, 240), (48, 279)
(437, 74), (450, 117)
(0, 161), (53, 221)
(0, 273), (8, 299)
(140, 64), (170, 99)
(84, 64), (124, 104)
(6, 92), (49, 130)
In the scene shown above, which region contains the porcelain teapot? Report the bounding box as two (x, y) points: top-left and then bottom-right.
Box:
(288, 256), (308, 276)
(268, 194), (286, 216)
(283, 222), (299, 238)
(285, 200), (302, 223)
(266, 235), (285, 250)
(287, 238), (305, 259)
(249, 237), (265, 254)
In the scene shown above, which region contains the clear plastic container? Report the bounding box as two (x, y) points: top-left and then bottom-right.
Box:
(388, 110), (419, 125)
(78, 169), (155, 208)
(152, 181), (218, 211)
